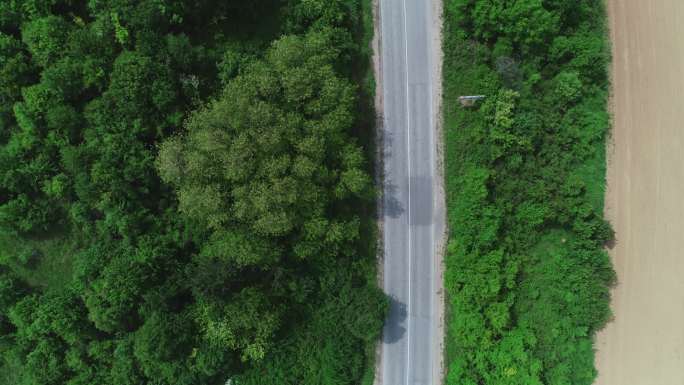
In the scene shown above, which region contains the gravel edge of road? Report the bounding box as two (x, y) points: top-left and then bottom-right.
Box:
(430, 0), (447, 384)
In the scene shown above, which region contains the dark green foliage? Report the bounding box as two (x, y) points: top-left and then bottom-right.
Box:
(236, 280), (386, 385)
(133, 311), (196, 383)
(21, 16), (71, 67)
(83, 254), (151, 333)
(0, 0), (384, 383)
(344, 285), (388, 342)
(444, 1), (614, 384)
(0, 267), (27, 335)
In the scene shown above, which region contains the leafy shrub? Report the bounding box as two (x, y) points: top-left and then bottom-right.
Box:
(443, 1), (614, 384)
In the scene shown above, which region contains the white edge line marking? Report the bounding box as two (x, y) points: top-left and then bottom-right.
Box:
(402, 0), (412, 383)
(427, 1), (436, 382)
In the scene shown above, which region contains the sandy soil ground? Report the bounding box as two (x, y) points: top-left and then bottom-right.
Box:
(595, 1), (684, 384)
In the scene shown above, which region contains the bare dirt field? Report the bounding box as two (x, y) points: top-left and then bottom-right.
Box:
(595, 1), (684, 384)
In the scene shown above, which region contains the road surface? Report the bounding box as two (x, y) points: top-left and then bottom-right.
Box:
(377, 0), (444, 384)
(595, 1), (684, 384)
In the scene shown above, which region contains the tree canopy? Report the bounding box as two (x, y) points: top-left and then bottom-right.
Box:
(0, 1), (386, 384)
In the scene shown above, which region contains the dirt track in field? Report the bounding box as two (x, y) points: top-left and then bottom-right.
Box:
(595, 1), (684, 384)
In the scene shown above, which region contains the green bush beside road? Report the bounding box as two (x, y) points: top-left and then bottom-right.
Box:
(442, 1), (615, 384)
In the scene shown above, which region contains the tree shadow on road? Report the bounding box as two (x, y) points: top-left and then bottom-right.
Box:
(382, 295), (407, 344)
(383, 180), (405, 219)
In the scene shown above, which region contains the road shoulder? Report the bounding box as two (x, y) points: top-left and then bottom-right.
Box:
(430, 0), (446, 384)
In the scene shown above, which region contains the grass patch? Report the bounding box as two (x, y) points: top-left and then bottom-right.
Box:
(576, 139), (608, 213)
(0, 346), (21, 385)
(0, 230), (80, 291)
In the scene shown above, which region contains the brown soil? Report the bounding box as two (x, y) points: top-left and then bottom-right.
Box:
(595, 1), (684, 384)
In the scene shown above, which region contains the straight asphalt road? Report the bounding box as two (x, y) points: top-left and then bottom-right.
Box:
(379, 0), (443, 384)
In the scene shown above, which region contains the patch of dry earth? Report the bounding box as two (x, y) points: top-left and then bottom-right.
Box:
(595, 1), (684, 384)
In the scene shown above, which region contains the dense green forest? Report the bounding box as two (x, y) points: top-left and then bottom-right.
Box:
(0, 1), (386, 384)
(443, 1), (615, 384)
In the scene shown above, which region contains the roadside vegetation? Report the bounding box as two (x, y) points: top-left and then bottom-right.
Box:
(442, 1), (615, 384)
(0, 1), (386, 384)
